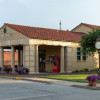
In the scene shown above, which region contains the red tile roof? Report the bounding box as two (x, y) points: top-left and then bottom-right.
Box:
(81, 23), (100, 29)
(4, 23), (85, 42)
(71, 23), (100, 31)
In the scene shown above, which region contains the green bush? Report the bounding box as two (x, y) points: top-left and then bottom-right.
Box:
(80, 69), (85, 72)
(84, 68), (89, 72)
(90, 68), (99, 72)
(74, 70), (79, 73)
(79, 68), (89, 72)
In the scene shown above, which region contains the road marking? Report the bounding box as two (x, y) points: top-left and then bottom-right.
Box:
(0, 80), (32, 84)
(5, 94), (58, 100)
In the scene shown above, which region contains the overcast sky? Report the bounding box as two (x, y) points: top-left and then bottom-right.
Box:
(0, 0), (100, 30)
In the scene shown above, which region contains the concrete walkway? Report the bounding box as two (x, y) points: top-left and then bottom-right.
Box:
(23, 77), (88, 85)
(0, 74), (100, 90)
(22, 77), (100, 90)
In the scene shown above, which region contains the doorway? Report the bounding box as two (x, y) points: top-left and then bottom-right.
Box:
(39, 50), (45, 72)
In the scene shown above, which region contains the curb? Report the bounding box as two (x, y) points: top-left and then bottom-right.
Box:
(71, 85), (100, 90)
(0, 76), (52, 84)
(0, 76), (22, 80)
(22, 78), (52, 84)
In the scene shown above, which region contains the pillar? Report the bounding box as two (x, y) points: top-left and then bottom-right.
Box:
(23, 45), (25, 67)
(20, 50), (23, 66)
(0, 47), (4, 68)
(18, 49), (20, 67)
(35, 45), (39, 73)
(64, 46), (67, 72)
(60, 46), (65, 73)
(23, 45), (36, 74)
(66, 47), (72, 73)
(11, 46), (15, 72)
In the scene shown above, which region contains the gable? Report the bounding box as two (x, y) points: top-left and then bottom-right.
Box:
(72, 24), (93, 34)
(0, 25), (29, 46)
(0, 25), (29, 42)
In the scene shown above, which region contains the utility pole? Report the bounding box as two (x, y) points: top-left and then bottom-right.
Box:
(59, 20), (61, 30)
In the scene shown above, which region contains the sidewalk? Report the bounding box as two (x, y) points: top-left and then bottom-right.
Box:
(0, 74), (100, 90)
(22, 77), (100, 90)
(23, 77), (88, 85)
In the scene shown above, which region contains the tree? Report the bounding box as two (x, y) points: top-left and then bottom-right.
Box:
(80, 29), (100, 56)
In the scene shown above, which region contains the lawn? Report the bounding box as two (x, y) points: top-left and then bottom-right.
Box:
(41, 74), (100, 83)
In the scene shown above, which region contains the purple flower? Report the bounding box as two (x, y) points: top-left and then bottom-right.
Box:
(3, 66), (12, 72)
(15, 67), (29, 74)
(86, 74), (100, 82)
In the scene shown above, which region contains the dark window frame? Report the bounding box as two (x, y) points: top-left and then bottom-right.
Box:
(77, 47), (86, 61)
(77, 47), (81, 61)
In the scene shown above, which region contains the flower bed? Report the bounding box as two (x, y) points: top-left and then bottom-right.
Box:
(15, 67), (29, 75)
(3, 66), (12, 74)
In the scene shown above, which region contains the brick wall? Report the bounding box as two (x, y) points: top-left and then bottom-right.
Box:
(4, 51), (18, 66)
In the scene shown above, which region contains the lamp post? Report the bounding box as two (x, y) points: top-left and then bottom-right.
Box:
(95, 38), (100, 76)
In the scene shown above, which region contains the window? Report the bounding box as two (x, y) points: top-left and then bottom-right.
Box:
(77, 47), (86, 61)
(82, 52), (86, 61)
(77, 47), (81, 61)
(4, 26), (7, 33)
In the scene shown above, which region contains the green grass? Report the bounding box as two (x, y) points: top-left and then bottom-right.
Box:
(41, 74), (100, 83)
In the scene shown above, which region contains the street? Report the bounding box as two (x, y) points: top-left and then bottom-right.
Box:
(0, 78), (100, 100)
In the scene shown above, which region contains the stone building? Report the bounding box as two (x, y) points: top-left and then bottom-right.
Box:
(0, 23), (99, 74)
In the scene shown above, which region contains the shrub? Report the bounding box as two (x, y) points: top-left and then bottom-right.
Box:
(90, 68), (99, 72)
(74, 70), (79, 73)
(80, 69), (85, 72)
(84, 68), (89, 72)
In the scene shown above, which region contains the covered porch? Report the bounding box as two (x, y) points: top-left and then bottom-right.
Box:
(0, 44), (72, 74)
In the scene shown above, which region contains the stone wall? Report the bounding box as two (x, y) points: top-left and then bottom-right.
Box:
(0, 26), (29, 46)
(23, 45), (36, 74)
(72, 24), (92, 33)
(71, 45), (99, 71)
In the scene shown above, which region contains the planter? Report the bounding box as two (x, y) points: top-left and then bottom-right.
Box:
(18, 72), (21, 75)
(88, 81), (97, 86)
(6, 71), (9, 74)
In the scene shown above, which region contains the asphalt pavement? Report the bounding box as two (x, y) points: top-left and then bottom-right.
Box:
(0, 78), (100, 100)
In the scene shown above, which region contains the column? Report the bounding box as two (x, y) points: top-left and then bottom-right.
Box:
(60, 46), (65, 73)
(23, 45), (25, 67)
(17, 49), (20, 67)
(0, 47), (4, 68)
(66, 47), (72, 73)
(35, 45), (39, 73)
(11, 46), (15, 72)
(24, 45), (36, 74)
(29, 45), (35, 74)
(64, 46), (67, 73)
(20, 50), (23, 66)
